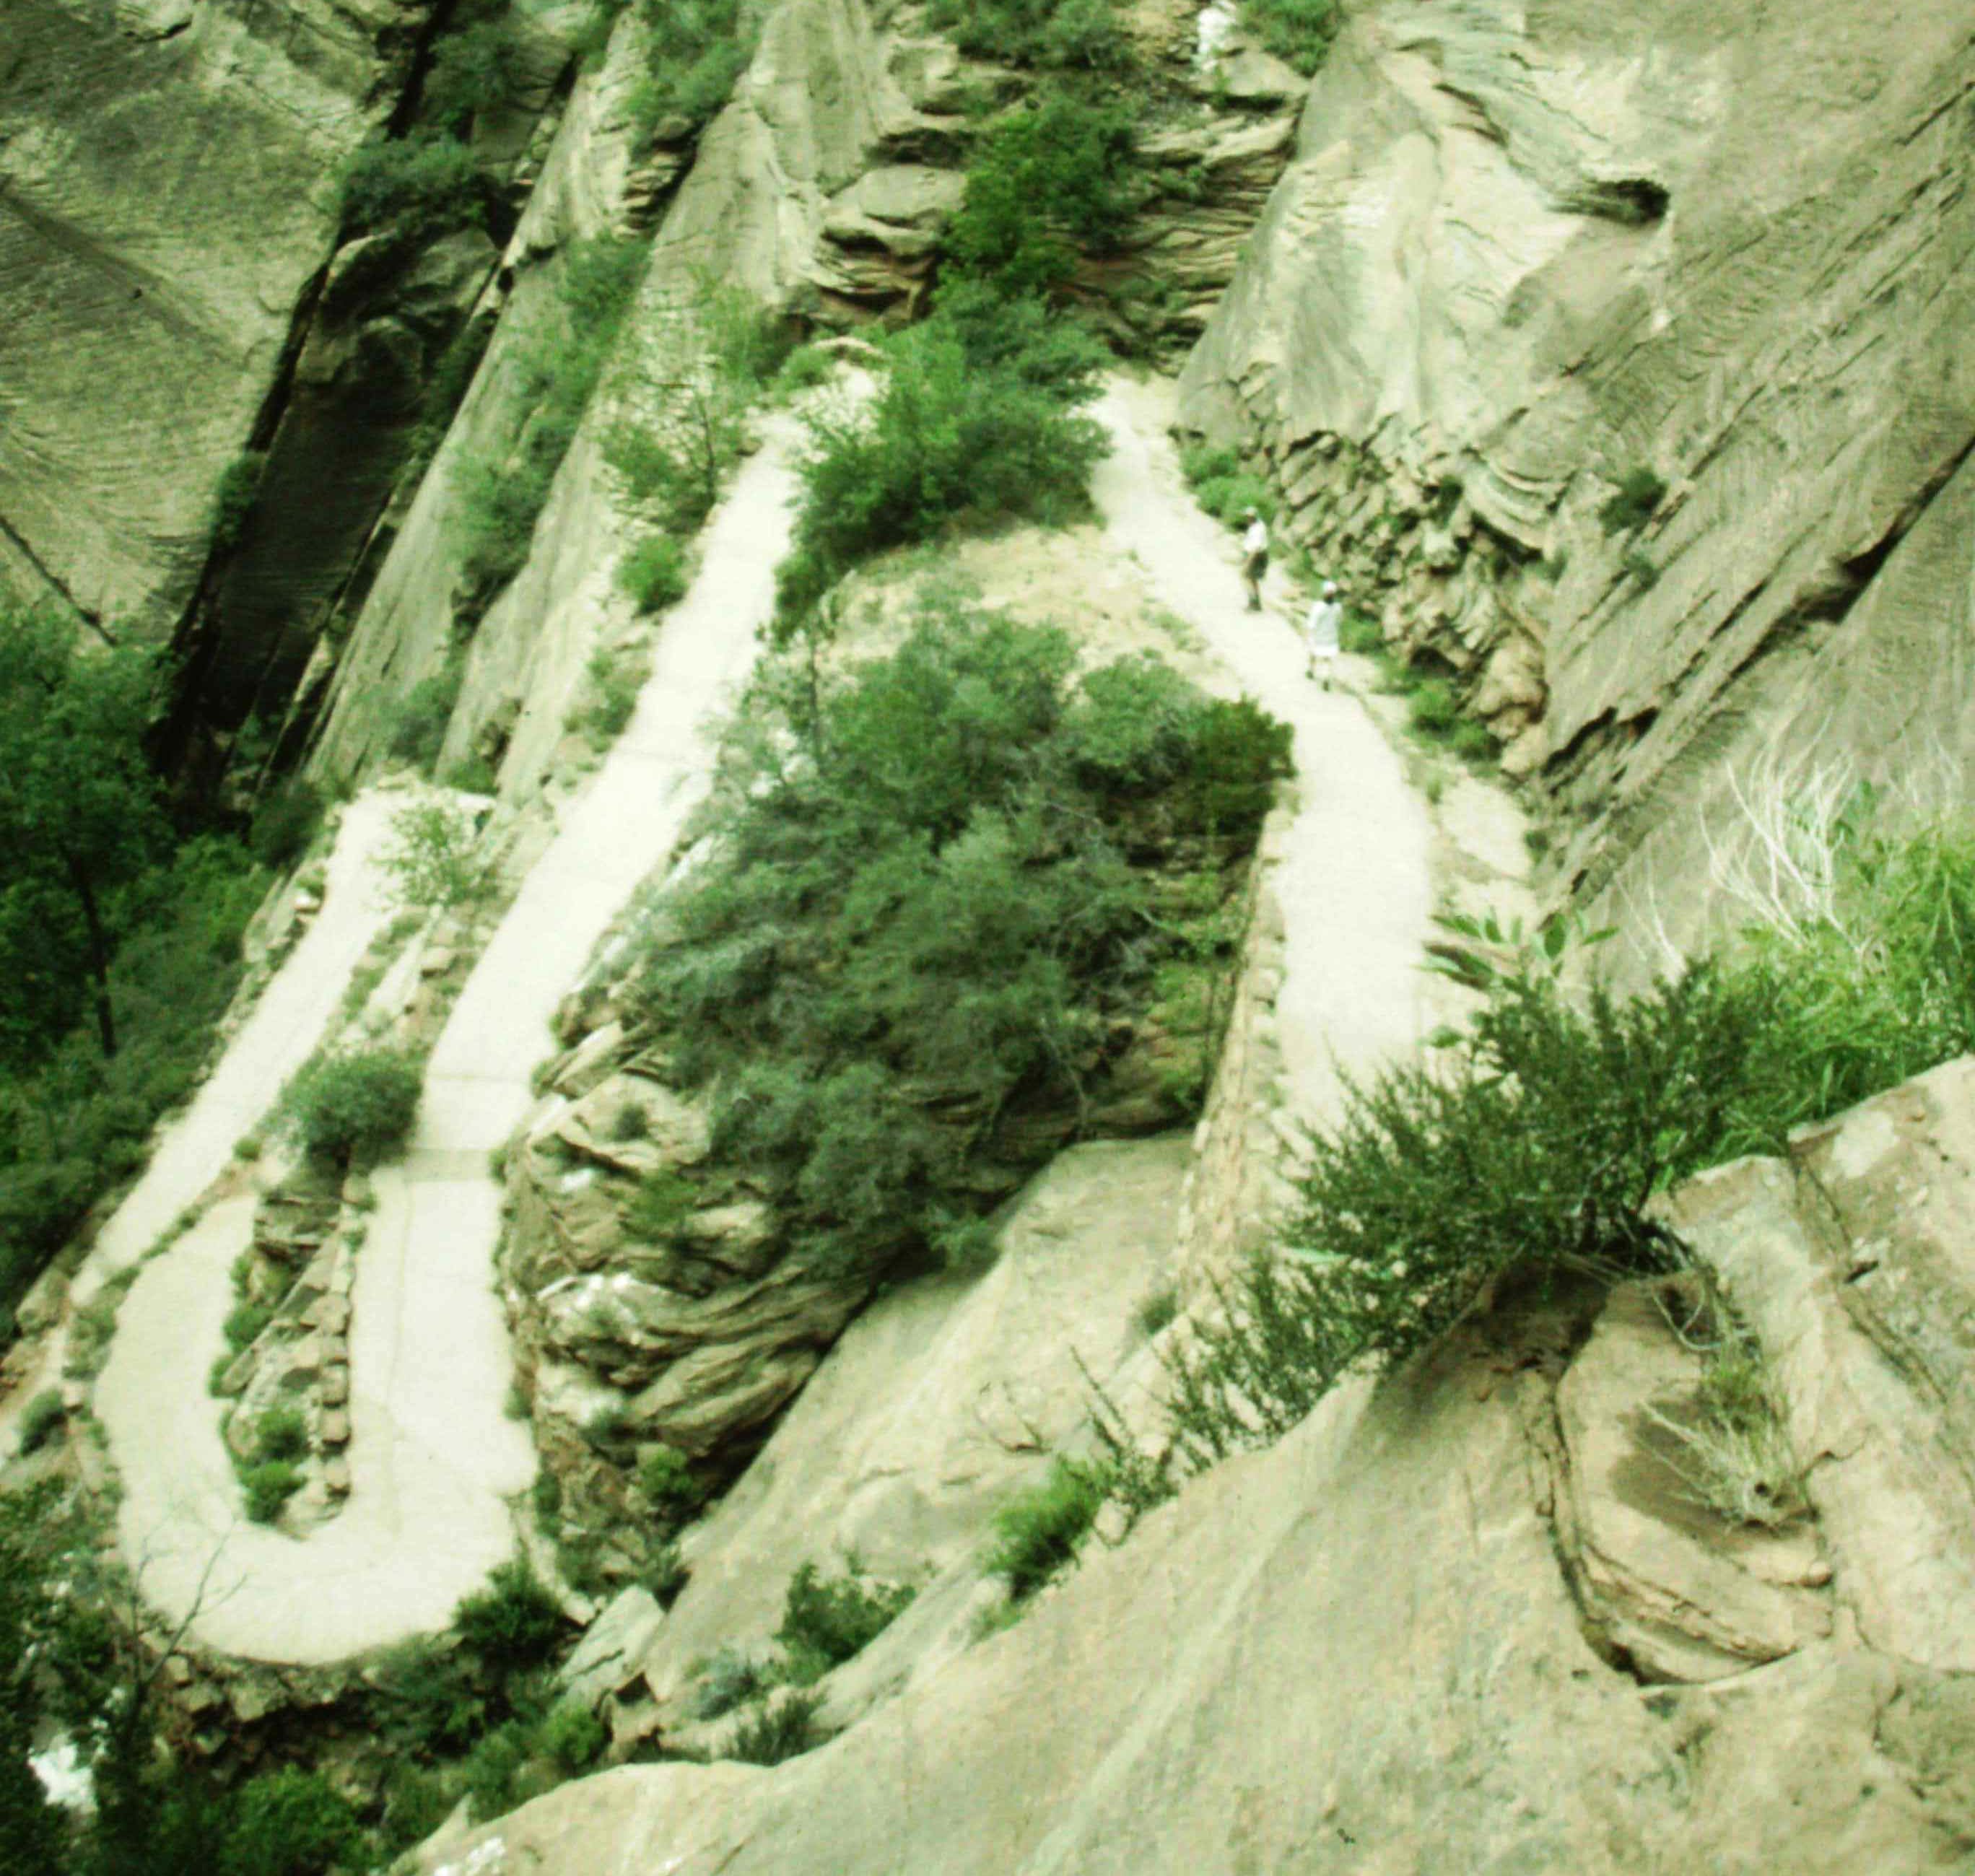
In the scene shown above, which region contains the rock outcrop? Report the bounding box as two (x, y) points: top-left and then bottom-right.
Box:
(1178, 0), (1975, 947)
(0, 0), (432, 634)
(425, 1057), (1975, 1874)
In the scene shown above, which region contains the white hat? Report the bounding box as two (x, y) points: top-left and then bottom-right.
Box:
(1322, 580), (1338, 596)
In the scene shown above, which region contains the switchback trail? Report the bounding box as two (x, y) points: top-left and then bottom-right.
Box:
(0, 797), (396, 1457)
(95, 422), (801, 1663)
(1092, 377), (1435, 1130)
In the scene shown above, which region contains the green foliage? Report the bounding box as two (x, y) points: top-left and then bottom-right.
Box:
(1622, 545), (1661, 590)
(1239, 0), (1343, 74)
(1133, 1285), (1178, 1340)
(927, 0), (1131, 69)
(624, 1167), (695, 1242)
(388, 660), (465, 772)
(772, 344), (836, 398)
(635, 606), (1284, 1281)
(1406, 677), (1458, 737)
(946, 88), (1141, 294)
(724, 1689), (817, 1766)
(692, 1646), (770, 1720)
(248, 779), (325, 872)
(283, 1044), (423, 1164)
(1599, 466), (1667, 536)
(17, 1390), (64, 1454)
(223, 1300), (273, 1353)
(645, 1540), (689, 1607)
(453, 1561), (565, 1673)
(636, 1444), (707, 1519)
(0, 829), (259, 1317)
(775, 1561), (915, 1684)
(455, 234), (649, 613)
(218, 1768), (359, 1876)
(372, 1639), (489, 1756)
(536, 1701), (608, 1774)
(1338, 609), (1382, 655)
(256, 1406), (308, 1463)
(339, 131), (489, 237)
(424, 17), (526, 134)
(1178, 442), (1275, 531)
(568, 644), (647, 747)
(624, 0), (757, 144)
(986, 1459), (1104, 1600)
(442, 752), (500, 794)
(241, 1460), (303, 1524)
(379, 798), (494, 912)
(209, 452), (266, 552)
(776, 292), (1108, 627)
(618, 534), (689, 614)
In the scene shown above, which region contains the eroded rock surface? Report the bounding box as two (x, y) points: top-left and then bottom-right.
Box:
(428, 1058), (1975, 1873)
(1179, 0), (1975, 935)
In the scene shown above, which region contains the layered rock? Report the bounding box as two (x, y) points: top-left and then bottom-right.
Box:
(0, 0), (433, 633)
(1178, 0), (1975, 941)
(427, 1056), (1975, 1874)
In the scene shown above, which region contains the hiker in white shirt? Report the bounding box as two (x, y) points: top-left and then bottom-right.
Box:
(1303, 580), (1343, 686)
(1240, 508), (1269, 611)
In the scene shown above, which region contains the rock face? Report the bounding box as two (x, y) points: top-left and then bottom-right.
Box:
(424, 1057), (1975, 1874)
(1178, 0), (1975, 939)
(0, 0), (431, 633)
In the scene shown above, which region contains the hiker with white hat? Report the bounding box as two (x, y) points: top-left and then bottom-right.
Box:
(1303, 580), (1343, 686)
(1240, 508), (1270, 612)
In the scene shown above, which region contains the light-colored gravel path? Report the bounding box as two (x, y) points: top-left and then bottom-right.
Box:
(0, 798), (396, 1457)
(95, 422), (801, 1663)
(1093, 377), (1434, 1126)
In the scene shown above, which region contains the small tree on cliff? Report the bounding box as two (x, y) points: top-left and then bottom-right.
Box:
(0, 606), (166, 1060)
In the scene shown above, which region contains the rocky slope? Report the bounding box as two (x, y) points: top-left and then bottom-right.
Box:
(1179, 0), (1975, 955)
(426, 1056), (1975, 1874)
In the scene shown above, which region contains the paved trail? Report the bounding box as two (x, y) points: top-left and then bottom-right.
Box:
(1093, 378), (1434, 1127)
(95, 423), (801, 1663)
(0, 798), (396, 1457)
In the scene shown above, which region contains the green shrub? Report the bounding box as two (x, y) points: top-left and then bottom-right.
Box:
(725, 1689), (817, 1766)
(986, 1459), (1103, 1601)
(1177, 442), (1275, 531)
(380, 798), (494, 912)
(569, 645), (646, 746)
(1623, 546), (1661, 590)
(531, 1467), (563, 1531)
(424, 17), (526, 134)
(610, 1100), (651, 1142)
(619, 533), (689, 614)
(241, 1460), (303, 1524)
(378, 1763), (458, 1857)
(248, 779), (324, 871)
(1449, 717), (1497, 764)
(459, 1719), (532, 1823)
(635, 606), (1286, 1282)
(17, 1390), (64, 1454)
(776, 292), (1108, 626)
(455, 234), (649, 616)
(1239, 0), (1344, 74)
(692, 1646), (771, 1720)
(372, 1638), (489, 1755)
(442, 751), (500, 794)
(772, 344), (836, 398)
(210, 452), (266, 552)
(256, 1406), (308, 1463)
(1338, 609), (1383, 655)
(453, 1560), (564, 1672)
(624, 0), (755, 142)
(927, 0), (1130, 69)
(1599, 466), (1667, 536)
(220, 1767), (359, 1876)
(776, 1561), (915, 1683)
(340, 131), (489, 236)
(1406, 678), (1459, 737)
(645, 1540), (689, 1608)
(1133, 1286), (1178, 1340)
(388, 660), (465, 772)
(222, 1300), (273, 1353)
(946, 88), (1141, 294)
(284, 1045), (423, 1164)
(636, 1444), (707, 1519)
(536, 1701), (609, 1774)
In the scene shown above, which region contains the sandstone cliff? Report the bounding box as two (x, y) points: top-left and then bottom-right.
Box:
(1178, 0), (1975, 954)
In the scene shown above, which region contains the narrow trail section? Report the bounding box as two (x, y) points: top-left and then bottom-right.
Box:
(97, 423), (801, 1664)
(1092, 378), (1434, 1127)
(0, 798), (396, 1457)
